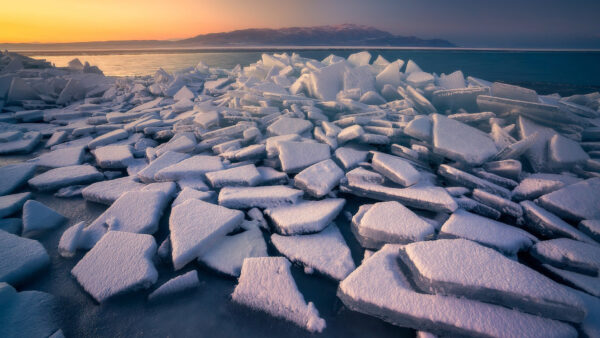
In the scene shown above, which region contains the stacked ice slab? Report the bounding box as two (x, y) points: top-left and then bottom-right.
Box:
(1, 49), (600, 336)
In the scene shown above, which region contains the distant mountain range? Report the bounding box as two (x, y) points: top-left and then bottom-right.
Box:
(1, 24), (455, 51)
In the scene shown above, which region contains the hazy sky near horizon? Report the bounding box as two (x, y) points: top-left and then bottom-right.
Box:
(2, 0), (599, 47)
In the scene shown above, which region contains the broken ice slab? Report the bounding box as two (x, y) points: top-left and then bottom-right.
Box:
(0, 282), (59, 338)
(439, 209), (537, 255)
(232, 257), (326, 333)
(71, 231), (158, 303)
(170, 199), (244, 270)
(271, 223), (355, 281)
(148, 270), (200, 302)
(431, 114), (498, 166)
(403, 86), (437, 115)
(548, 133), (589, 169)
(265, 198), (345, 235)
(431, 87), (489, 112)
(81, 176), (145, 205)
(399, 238), (585, 323)
(87, 128), (129, 149)
(491, 82), (539, 103)
(267, 117), (313, 136)
(437, 164), (511, 199)
(0, 163), (36, 196)
(0, 218), (21, 234)
(520, 201), (597, 245)
(345, 167), (385, 186)
(0, 192), (31, 218)
(293, 159), (344, 198)
(403, 115), (432, 142)
(92, 145), (134, 169)
(0, 229), (49, 285)
(29, 145), (85, 168)
(172, 187), (215, 207)
(482, 159), (522, 180)
(28, 164), (104, 191)
(536, 178), (600, 221)
(205, 164), (262, 188)
(471, 188), (522, 218)
(218, 186), (303, 209)
(530, 238), (600, 276)
(0, 131), (41, 154)
(541, 264), (600, 297)
(277, 141), (330, 173)
(371, 152), (421, 187)
(58, 221), (85, 258)
(355, 201), (435, 247)
(341, 178), (458, 213)
(477, 95), (584, 126)
(512, 173), (580, 201)
(579, 220), (600, 242)
(456, 196), (502, 220)
(334, 146), (369, 171)
(471, 168), (518, 190)
(137, 151), (189, 183)
(337, 245), (576, 337)
(22, 200), (67, 234)
(198, 226), (267, 277)
(337, 125), (365, 144)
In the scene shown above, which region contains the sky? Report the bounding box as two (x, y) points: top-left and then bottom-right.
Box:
(2, 0), (600, 48)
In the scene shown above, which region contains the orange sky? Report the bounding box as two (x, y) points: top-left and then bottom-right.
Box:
(0, 0), (309, 43)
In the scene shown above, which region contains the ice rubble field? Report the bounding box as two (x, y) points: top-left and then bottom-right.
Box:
(1, 50), (600, 337)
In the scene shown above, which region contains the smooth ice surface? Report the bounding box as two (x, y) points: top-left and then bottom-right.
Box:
(404, 116), (432, 142)
(22, 200), (67, 233)
(199, 226), (267, 277)
(371, 152), (421, 187)
(0, 163), (36, 196)
(401, 239), (585, 323)
(0, 229), (50, 285)
(170, 199), (244, 270)
(432, 114), (497, 165)
(71, 231), (158, 303)
(520, 201), (596, 244)
(218, 186), (303, 209)
(265, 198), (346, 235)
(205, 164), (262, 188)
(232, 257), (326, 333)
(267, 117), (313, 136)
(148, 270), (199, 301)
(530, 238), (600, 276)
(293, 159), (344, 198)
(0, 218), (21, 234)
(357, 201), (435, 245)
(154, 155), (224, 181)
(0, 192), (31, 218)
(537, 178), (600, 221)
(337, 245), (576, 337)
(28, 165), (104, 191)
(440, 209), (536, 255)
(278, 141), (330, 173)
(0, 282), (59, 338)
(272, 224), (355, 281)
(548, 134), (589, 169)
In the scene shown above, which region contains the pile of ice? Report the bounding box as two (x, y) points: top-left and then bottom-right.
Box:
(1, 49), (600, 336)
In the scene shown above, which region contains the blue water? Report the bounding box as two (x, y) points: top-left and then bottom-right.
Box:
(27, 49), (600, 95)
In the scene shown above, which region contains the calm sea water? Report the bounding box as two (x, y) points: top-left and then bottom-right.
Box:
(26, 49), (600, 95)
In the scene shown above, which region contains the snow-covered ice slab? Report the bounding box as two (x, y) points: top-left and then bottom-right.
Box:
(542, 264), (600, 297)
(579, 220), (600, 242)
(293, 159), (344, 198)
(170, 199), (243, 270)
(28, 165), (103, 191)
(205, 164), (261, 188)
(0, 282), (59, 338)
(22, 200), (67, 234)
(232, 257), (326, 333)
(272, 224), (355, 281)
(0, 163), (36, 196)
(337, 245), (576, 337)
(537, 178), (600, 221)
(439, 209), (536, 255)
(71, 231), (158, 303)
(154, 155), (223, 181)
(198, 226), (267, 277)
(81, 176), (145, 205)
(512, 173), (580, 201)
(355, 201), (435, 246)
(148, 270), (199, 301)
(278, 141), (330, 173)
(30, 145), (85, 168)
(265, 198), (345, 235)
(341, 179), (458, 213)
(92, 145), (134, 169)
(267, 117), (313, 136)
(517, 116), (557, 172)
(548, 134), (589, 169)
(172, 187), (214, 207)
(399, 239), (585, 323)
(471, 188), (522, 218)
(371, 152), (420, 187)
(218, 186), (303, 209)
(520, 201), (597, 244)
(334, 146), (368, 170)
(58, 221), (85, 258)
(0, 229), (49, 285)
(431, 114), (497, 165)
(438, 164), (511, 199)
(137, 151), (189, 183)
(87, 128), (129, 149)
(0, 131), (41, 154)
(530, 238), (600, 276)
(0, 192), (31, 218)
(0, 218), (21, 234)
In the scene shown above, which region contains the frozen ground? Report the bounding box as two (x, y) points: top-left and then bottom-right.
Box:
(0, 50), (599, 337)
